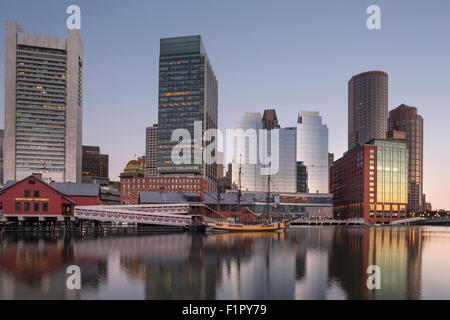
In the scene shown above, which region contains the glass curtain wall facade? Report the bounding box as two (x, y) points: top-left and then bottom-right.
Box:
(232, 113), (263, 192)
(370, 139), (408, 220)
(259, 127), (297, 193)
(4, 20), (83, 183)
(232, 113), (297, 193)
(157, 36), (218, 192)
(296, 111), (329, 194)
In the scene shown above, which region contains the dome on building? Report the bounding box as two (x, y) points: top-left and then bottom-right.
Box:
(123, 160), (144, 175)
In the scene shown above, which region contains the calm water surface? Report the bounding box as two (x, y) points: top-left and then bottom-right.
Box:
(1, 226), (450, 300)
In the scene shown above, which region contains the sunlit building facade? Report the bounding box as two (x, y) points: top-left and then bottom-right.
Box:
(330, 139), (408, 223)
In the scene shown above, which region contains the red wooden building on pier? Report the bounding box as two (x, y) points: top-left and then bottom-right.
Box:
(0, 175), (100, 224)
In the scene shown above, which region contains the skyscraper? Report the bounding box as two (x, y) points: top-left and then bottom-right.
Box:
(232, 111), (297, 193)
(232, 112), (263, 192)
(4, 20), (83, 183)
(157, 35), (218, 192)
(348, 71), (388, 149)
(388, 104), (424, 212)
(296, 111), (329, 194)
(0, 129), (4, 185)
(145, 124), (158, 177)
(262, 109), (280, 129)
(81, 145), (108, 183)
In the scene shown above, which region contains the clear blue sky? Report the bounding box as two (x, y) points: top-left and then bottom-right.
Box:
(1, 0), (449, 209)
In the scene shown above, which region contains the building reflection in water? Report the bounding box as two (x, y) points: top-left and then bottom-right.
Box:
(0, 226), (448, 300)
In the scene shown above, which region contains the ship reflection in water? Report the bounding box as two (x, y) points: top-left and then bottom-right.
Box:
(1, 226), (450, 300)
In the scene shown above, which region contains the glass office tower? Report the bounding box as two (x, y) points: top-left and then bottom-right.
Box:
(259, 127), (297, 193)
(157, 36), (218, 192)
(232, 113), (263, 192)
(296, 111), (329, 194)
(232, 112), (297, 193)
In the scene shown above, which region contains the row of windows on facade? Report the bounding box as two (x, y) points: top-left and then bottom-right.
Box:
(17, 57), (66, 66)
(15, 201), (48, 212)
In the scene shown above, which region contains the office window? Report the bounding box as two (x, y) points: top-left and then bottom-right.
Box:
(33, 202), (39, 212)
(24, 202), (30, 212)
(42, 202), (48, 212)
(24, 190), (30, 197)
(15, 202), (21, 212)
(33, 190), (39, 197)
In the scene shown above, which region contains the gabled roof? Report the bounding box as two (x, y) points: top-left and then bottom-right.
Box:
(0, 175), (100, 197)
(49, 182), (100, 196)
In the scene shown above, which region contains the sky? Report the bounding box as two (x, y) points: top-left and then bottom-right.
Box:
(0, 0), (449, 209)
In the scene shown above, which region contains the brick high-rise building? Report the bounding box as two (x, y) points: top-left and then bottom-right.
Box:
(330, 139), (408, 224)
(0, 129), (4, 185)
(348, 71), (388, 149)
(4, 20), (83, 183)
(82, 145), (108, 181)
(262, 109), (280, 129)
(145, 124), (158, 177)
(388, 104), (424, 212)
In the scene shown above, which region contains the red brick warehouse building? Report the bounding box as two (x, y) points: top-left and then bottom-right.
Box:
(119, 160), (208, 204)
(330, 139), (409, 224)
(0, 175), (100, 224)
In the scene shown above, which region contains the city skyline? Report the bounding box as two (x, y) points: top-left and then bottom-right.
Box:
(1, 0), (449, 209)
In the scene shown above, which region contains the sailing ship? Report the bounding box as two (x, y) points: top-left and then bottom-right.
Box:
(208, 160), (290, 232)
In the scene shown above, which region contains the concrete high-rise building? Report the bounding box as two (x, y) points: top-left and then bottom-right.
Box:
(388, 104), (424, 212)
(82, 146), (108, 184)
(348, 71), (388, 149)
(296, 111), (329, 194)
(145, 124), (158, 177)
(4, 20), (83, 183)
(0, 129), (4, 185)
(157, 35), (218, 192)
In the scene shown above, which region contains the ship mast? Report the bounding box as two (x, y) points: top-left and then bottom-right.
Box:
(266, 162), (271, 219)
(237, 157), (242, 214)
(216, 174), (221, 214)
